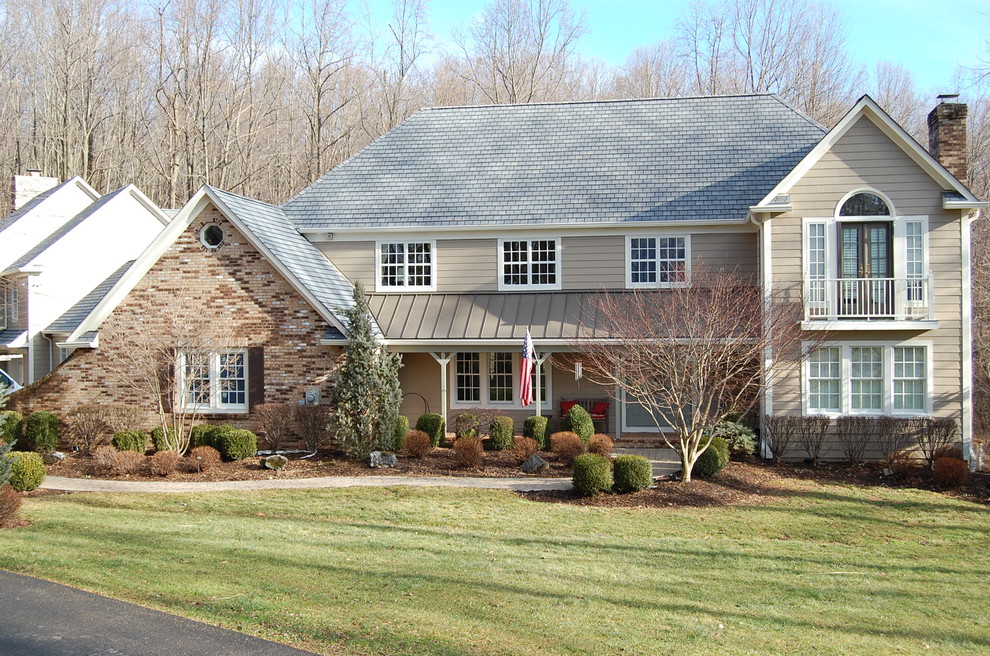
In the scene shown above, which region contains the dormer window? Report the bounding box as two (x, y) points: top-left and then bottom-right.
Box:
(498, 239), (560, 290)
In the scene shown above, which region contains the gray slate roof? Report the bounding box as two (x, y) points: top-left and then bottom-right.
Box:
(0, 178), (78, 235)
(208, 187), (361, 330)
(367, 292), (616, 341)
(0, 329), (25, 346)
(284, 95), (827, 229)
(46, 260), (135, 334)
(7, 188), (127, 270)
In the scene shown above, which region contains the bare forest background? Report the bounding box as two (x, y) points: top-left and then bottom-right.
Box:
(1, 0), (988, 210)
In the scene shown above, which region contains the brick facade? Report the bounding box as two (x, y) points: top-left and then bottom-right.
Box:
(9, 202), (342, 432)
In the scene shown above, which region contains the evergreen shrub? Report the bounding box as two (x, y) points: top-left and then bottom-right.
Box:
(694, 436), (730, 478)
(112, 430), (148, 454)
(572, 453), (613, 496)
(8, 451), (45, 491)
(415, 414), (445, 447)
(487, 416), (514, 451)
(562, 405), (594, 443)
(613, 455), (652, 493)
(25, 411), (59, 452)
(523, 416), (550, 450)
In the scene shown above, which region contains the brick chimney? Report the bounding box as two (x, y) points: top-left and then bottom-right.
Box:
(927, 95), (968, 181)
(11, 169), (59, 210)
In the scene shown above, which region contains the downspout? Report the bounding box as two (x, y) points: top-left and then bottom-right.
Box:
(750, 211), (774, 458)
(962, 209), (979, 467)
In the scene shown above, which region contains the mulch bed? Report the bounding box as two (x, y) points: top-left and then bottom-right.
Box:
(43, 446), (572, 483)
(523, 460), (990, 509)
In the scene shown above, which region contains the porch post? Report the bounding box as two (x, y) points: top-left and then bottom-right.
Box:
(430, 352), (454, 432)
(534, 352), (550, 417)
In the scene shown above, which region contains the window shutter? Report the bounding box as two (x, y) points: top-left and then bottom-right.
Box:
(159, 348), (176, 414)
(248, 346), (265, 410)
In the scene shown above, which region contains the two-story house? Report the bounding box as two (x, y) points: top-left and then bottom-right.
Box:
(9, 94), (985, 463)
(0, 175), (171, 386)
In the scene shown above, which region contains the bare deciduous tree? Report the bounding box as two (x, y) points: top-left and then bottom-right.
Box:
(576, 269), (818, 482)
(608, 41), (687, 99)
(455, 0), (588, 104)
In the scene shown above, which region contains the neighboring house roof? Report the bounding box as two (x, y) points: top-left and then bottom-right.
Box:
(0, 329), (26, 348)
(207, 187), (360, 330)
(0, 177), (93, 235)
(367, 292), (614, 343)
(284, 94), (827, 230)
(45, 260), (135, 334)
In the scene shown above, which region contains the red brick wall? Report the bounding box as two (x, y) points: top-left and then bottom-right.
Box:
(9, 204), (343, 432)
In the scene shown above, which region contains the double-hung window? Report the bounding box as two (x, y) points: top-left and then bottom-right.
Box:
(804, 342), (930, 415)
(179, 350), (248, 412)
(627, 236), (689, 287)
(452, 352), (549, 408)
(377, 241), (435, 291)
(499, 239), (560, 290)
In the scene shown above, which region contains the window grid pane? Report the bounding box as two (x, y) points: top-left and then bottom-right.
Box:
(529, 240), (557, 285)
(808, 347), (841, 411)
(456, 353), (481, 403)
(488, 352), (513, 402)
(502, 241), (529, 286)
(219, 352), (246, 405)
(630, 237), (657, 283)
(905, 222), (924, 301)
(380, 243), (405, 287)
(850, 347), (883, 411)
(894, 346), (926, 411)
(807, 223), (827, 304)
(405, 242), (432, 287)
(530, 361), (547, 405)
(657, 237), (686, 283)
(185, 353), (211, 405)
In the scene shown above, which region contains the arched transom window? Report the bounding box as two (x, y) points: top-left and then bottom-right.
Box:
(839, 191), (891, 216)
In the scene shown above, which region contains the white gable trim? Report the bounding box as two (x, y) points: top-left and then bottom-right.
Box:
(66, 186), (347, 342)
(755, 95), (984, 209)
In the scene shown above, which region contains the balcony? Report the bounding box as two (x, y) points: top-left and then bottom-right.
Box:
(802, 276), (936, 330)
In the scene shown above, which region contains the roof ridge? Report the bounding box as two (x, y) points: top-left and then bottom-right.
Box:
(418, 93), (781, 113)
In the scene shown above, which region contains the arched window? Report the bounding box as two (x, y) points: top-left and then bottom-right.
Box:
(839, 192), (891, 216)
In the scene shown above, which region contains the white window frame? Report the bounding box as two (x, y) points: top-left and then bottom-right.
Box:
(375, 240), (436, 292)
(801, 340), (933, 417)
(497, 238), (562, 291)
(625, 234), (692, 289)
(450, 352), (551, 410)
(177, 349), (249, 413)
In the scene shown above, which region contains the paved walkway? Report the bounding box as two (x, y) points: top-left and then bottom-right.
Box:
(0, 570), (318, 656)
(41, 474), (573, 493)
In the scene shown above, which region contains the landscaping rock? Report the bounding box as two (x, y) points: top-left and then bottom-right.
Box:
(261, 454), (289, 470)
(521, 454), (548, 474)
(369, 451), (397, 468)
(42, 451), (66, 465)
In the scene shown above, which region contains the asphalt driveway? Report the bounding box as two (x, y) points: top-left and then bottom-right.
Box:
(0, 570), (319, 655)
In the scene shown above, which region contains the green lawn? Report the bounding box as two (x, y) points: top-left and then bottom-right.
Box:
(0, 480), (987, 655)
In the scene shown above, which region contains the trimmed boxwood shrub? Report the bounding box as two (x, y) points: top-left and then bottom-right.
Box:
(572, 453), (613, 496)
(562, 405), (594, 444)
(523, 416), (550, 451)
(415, 414), (445, 447)
(708, 421), (757, 458)
(188, 424), (218, 450)
(7, 451), (45, 492)
(693, 436), (730, 479)
(151, 426), (178, 451)
(0, 410), (23, 444)
(613, 455), (653, 493)
(392, 415), (410, 451)
(25, 411), (59, 452)
(214, 426), (258, 461)
(111, 430), (148, 454)
(487, 415), (514, 451)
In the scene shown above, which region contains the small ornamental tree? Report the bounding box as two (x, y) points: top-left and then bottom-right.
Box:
(333, 283), (403, 458)
(578, 268), (823, 482)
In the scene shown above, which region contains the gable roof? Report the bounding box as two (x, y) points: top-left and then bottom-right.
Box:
(65, 185), (357, 344)
(284, 95), (827, 231)
(0, 177), (98, 235)
(754, 95), (987, 211)
(45, 259), (135, 334)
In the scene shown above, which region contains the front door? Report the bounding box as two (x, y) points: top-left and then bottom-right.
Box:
(839, 222), (892, 316)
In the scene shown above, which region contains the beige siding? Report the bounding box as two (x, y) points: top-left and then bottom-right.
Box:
(318, 241), (374, 288)
(769, 114), (966, 459)
(436, 240), (498, 292)
(561, 236), (625, 289)
(693, 232), (758, 273)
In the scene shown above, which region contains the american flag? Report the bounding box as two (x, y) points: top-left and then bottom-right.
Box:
(519, 329), (535, 407)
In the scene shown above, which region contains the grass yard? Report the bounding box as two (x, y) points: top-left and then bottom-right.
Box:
(0, 479), (987, 656)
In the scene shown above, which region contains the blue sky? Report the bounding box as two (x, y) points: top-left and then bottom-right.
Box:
(378, 0), (989, 93)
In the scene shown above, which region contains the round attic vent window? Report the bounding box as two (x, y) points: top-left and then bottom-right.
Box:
(200, 223), (224, 249)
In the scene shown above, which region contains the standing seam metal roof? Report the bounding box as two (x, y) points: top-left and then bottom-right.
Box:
(283, 95), (827, 229)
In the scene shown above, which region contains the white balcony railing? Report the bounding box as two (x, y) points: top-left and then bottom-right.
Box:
(804, 275), (934, 322)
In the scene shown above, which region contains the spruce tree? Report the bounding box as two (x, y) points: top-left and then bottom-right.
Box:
(333, 283), (402, 458)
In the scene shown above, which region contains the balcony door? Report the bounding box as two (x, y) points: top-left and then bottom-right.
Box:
(839, 222), (893, 316)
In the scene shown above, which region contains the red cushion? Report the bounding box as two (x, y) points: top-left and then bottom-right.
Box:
(591, 401), (610, 416)
(560, 400), (578, 416)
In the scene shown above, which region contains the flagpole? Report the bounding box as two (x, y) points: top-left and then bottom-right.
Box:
(535, 353), (542, 417)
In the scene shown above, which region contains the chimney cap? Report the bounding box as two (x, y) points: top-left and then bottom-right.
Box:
(26, 169), (42, 176)
(937, 93), (961, 103)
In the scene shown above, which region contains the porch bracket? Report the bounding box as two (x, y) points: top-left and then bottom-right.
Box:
(430, 352), (454, 436)
(534, 352), (551, 417)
